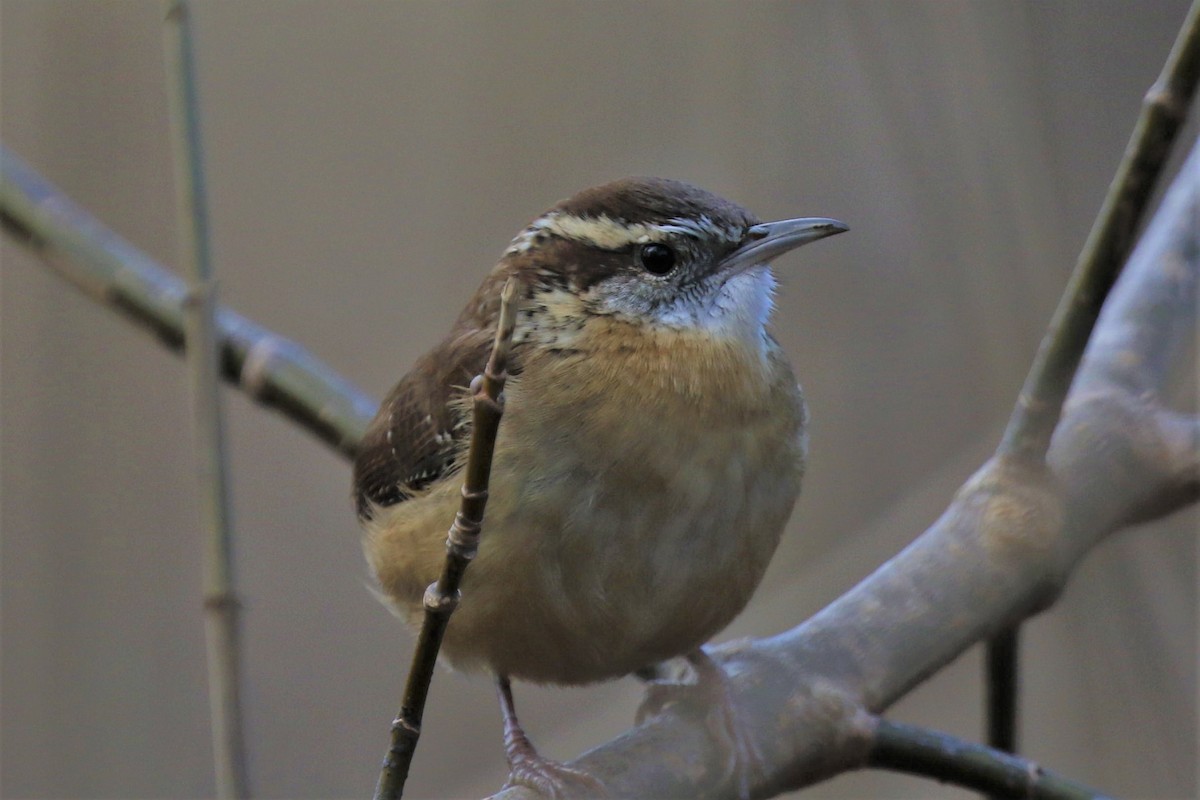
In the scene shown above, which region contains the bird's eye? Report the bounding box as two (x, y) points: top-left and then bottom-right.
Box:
(636, 243), (677, 276)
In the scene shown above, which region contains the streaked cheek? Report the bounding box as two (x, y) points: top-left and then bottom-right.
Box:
(586, 276), (662, 319)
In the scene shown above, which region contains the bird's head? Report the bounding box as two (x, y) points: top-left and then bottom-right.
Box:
(499, 177), (845, 349)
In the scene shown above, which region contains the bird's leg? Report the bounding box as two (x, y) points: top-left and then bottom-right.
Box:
(635, 649), (764, 800)
(495, 675), (605, 798)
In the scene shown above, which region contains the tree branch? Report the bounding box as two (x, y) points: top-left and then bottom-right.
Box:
(486, 133), (1200, 800)
(868, 718), (1110, 800)
(0, 145), (377, 461)
(984, 628), (1019, 754)
(984, 0), (1199, 761)
(998, 0), (1199, 463)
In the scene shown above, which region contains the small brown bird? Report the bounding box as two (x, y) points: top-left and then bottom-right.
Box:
(353, 177), (845, 796)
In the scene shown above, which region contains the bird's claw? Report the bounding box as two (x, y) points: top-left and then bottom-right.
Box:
(498, 674), (606, 798)
(503, 754), (606, 799)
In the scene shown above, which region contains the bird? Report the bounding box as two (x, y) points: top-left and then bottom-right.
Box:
(353, 177), (846, 797)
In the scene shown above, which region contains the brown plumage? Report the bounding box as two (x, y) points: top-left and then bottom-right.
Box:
(353, 177), (845, 795)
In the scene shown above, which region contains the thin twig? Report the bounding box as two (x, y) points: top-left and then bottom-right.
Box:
(985, 0), (1200, 762)
(373, 278), (519, 800)
(0, 146), (378, 459)
(868, 718), (1111, 800)
(985, 628), (1019, 754)
(161, 2), (247, 797)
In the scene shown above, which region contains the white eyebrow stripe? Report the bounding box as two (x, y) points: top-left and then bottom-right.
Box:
(514, 212), (740, 251)
(539, 213), (661, 249)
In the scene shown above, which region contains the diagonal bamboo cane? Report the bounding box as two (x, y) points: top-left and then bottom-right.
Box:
(0, 146), (378, 459)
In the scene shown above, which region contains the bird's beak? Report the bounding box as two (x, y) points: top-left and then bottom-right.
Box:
(720, 217), (848, 275)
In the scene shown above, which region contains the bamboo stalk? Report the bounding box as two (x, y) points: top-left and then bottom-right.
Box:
(162, 2), (248, 796)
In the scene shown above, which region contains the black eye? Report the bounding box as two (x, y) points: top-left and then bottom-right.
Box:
(637, 243), (677, 275)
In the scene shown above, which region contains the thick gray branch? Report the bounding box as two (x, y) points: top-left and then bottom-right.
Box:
(488, 138), (1200, 800)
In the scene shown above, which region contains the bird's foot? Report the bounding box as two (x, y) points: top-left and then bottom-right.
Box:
(636, 649), (764, 800)
(503, 746), (606, 799)
(496, 675), (605, 798)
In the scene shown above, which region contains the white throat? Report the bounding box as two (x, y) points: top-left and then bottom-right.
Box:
(653, 267), (777, 356)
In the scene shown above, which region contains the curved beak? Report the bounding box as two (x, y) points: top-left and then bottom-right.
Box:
(720, 217), (848, 275)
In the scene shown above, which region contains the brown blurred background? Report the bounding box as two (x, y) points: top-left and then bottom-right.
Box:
(1, 2), (1196, 798)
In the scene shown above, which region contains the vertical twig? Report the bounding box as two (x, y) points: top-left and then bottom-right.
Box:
(162, 2), (248, 797)
(374, 278), (520, 800)
(985, 0), (1200, 768)
(985, 630), (1019, 754)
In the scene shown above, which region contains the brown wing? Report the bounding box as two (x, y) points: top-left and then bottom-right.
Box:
(352, 329), (495, 520)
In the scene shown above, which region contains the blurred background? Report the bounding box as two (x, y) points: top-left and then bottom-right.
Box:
(1, 2), (1196, 798)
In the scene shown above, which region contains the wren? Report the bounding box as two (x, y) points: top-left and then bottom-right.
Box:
(353, 177), (846, 796)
